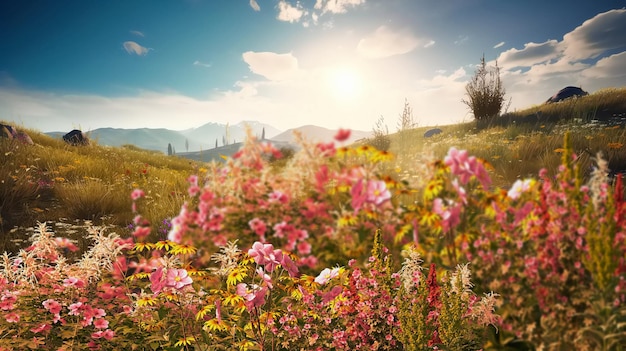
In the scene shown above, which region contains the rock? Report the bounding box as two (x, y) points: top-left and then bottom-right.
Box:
(423, 128), (443, 138)
(546, 86), (588, 103)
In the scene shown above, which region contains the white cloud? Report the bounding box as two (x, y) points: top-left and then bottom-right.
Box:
(582, 51), (626, 79)
(357, 26), (421, 59)
(497, 40), (560, 68)
(123, 41), (151, 56)
(314, 0), (366, 14)
(454, 35), (468, 45)
(242, 51), (299, 81)
(562, 9), (626, 61)
(130, 30), (144, 37)
(493, 41), (505, 49)
(249, 0), (260, 11)
(424, 40), (435, 48)
(193, 60), (212, 68)
(276, 0), (306, 23)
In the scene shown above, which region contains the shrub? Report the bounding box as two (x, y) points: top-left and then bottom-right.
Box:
(462, 55), (507, 126)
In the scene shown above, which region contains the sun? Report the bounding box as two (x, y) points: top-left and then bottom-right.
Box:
(329, 67), (362, 100)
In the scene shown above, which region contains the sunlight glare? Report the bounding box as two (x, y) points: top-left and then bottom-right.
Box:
(329, 67), (362, 100)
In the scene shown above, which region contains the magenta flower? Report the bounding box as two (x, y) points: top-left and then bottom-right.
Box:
(130, 188), (145, 201)
(165, 268), (193, 289)
(366, 180), (391, 206)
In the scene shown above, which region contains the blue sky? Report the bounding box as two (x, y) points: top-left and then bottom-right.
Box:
(1, 0), (625, 133)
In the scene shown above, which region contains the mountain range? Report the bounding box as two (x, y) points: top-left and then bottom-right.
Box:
(45, 121), (372, 161)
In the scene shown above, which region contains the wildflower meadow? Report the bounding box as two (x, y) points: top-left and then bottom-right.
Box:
(1, 128), (625, 351)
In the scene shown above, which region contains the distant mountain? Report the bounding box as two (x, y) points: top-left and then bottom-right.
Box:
(44, 122), (371, 156)
(181, 121), (281, 151)
(271, 125), (372, 144)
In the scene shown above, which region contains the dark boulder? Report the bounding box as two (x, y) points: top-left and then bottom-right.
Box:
(1, 123), (16, 139)
(63, 129), (89, 145)
(546, 86), (589, 103)
(423, 128), (443, 138)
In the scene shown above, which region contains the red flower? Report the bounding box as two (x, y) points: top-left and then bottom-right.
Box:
(334, 128), (351, 142)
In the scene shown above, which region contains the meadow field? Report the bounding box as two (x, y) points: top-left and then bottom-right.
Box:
(1, 87), (626, 350)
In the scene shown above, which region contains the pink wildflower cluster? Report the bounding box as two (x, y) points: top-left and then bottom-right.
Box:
(149, 267), (193, 294)
(444, 147), (491, 189)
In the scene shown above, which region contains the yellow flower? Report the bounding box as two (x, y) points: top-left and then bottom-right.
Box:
(227, 268), (247, 287)
(424, 180), (443, 200)
(371, 149), (394, 162)
(554, 148), (565, 153)
(223, 293), (244, 307)
(137, 295), (157, 307)
(174, 336), (196, 347)
(154, 240), (175, 251)
(204, 319), (229, 332)
(170, 244), (197, 255)
(132, 242), (155, 252)
(196, 304), (215, 321)
(608, 142), (624, 149)
(126, 272), (150, 282)
(338, 214), (357, 227)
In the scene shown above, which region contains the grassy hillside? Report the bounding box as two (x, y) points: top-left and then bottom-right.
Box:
(1, 86), (625, 252)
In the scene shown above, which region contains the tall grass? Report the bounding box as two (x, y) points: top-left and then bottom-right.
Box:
(0, 126), (199, 252)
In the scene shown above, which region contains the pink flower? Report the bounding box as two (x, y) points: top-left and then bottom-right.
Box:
(248, 218), (267, 239)
(334, 128), (351, 142)
(131, 188), (145, 201)
(350, 179), (367, 212)
(4, 312), (19, 323)
(43, 299), (62, 314)
(366, 180), (391, 206)
(31, 323), (51, 333)
(132, 226), (151, 239)
(315, 267), (341, 285)
(150, 267), (165, 293)
(68, 302), (83, 316)
(236, 283), (268, 310)
(248, 242), (283, 272)
(63, 277), (86, 288)
(444, 147), (491, 188)
(54, 237), (79, 252)
(165, 268), (193, 289)
(280, 254), (300, 278)
(92, 329), (115, 340)
(433, 198), (462, 232)
(93, 318), (109, 329)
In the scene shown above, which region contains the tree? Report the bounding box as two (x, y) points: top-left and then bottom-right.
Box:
(185, 138), (189, 152)
(462, 54), (507, 127)
(215, 139), (218, 149)
(167, 143), (172, 156)
(261, 127), (265, 140)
